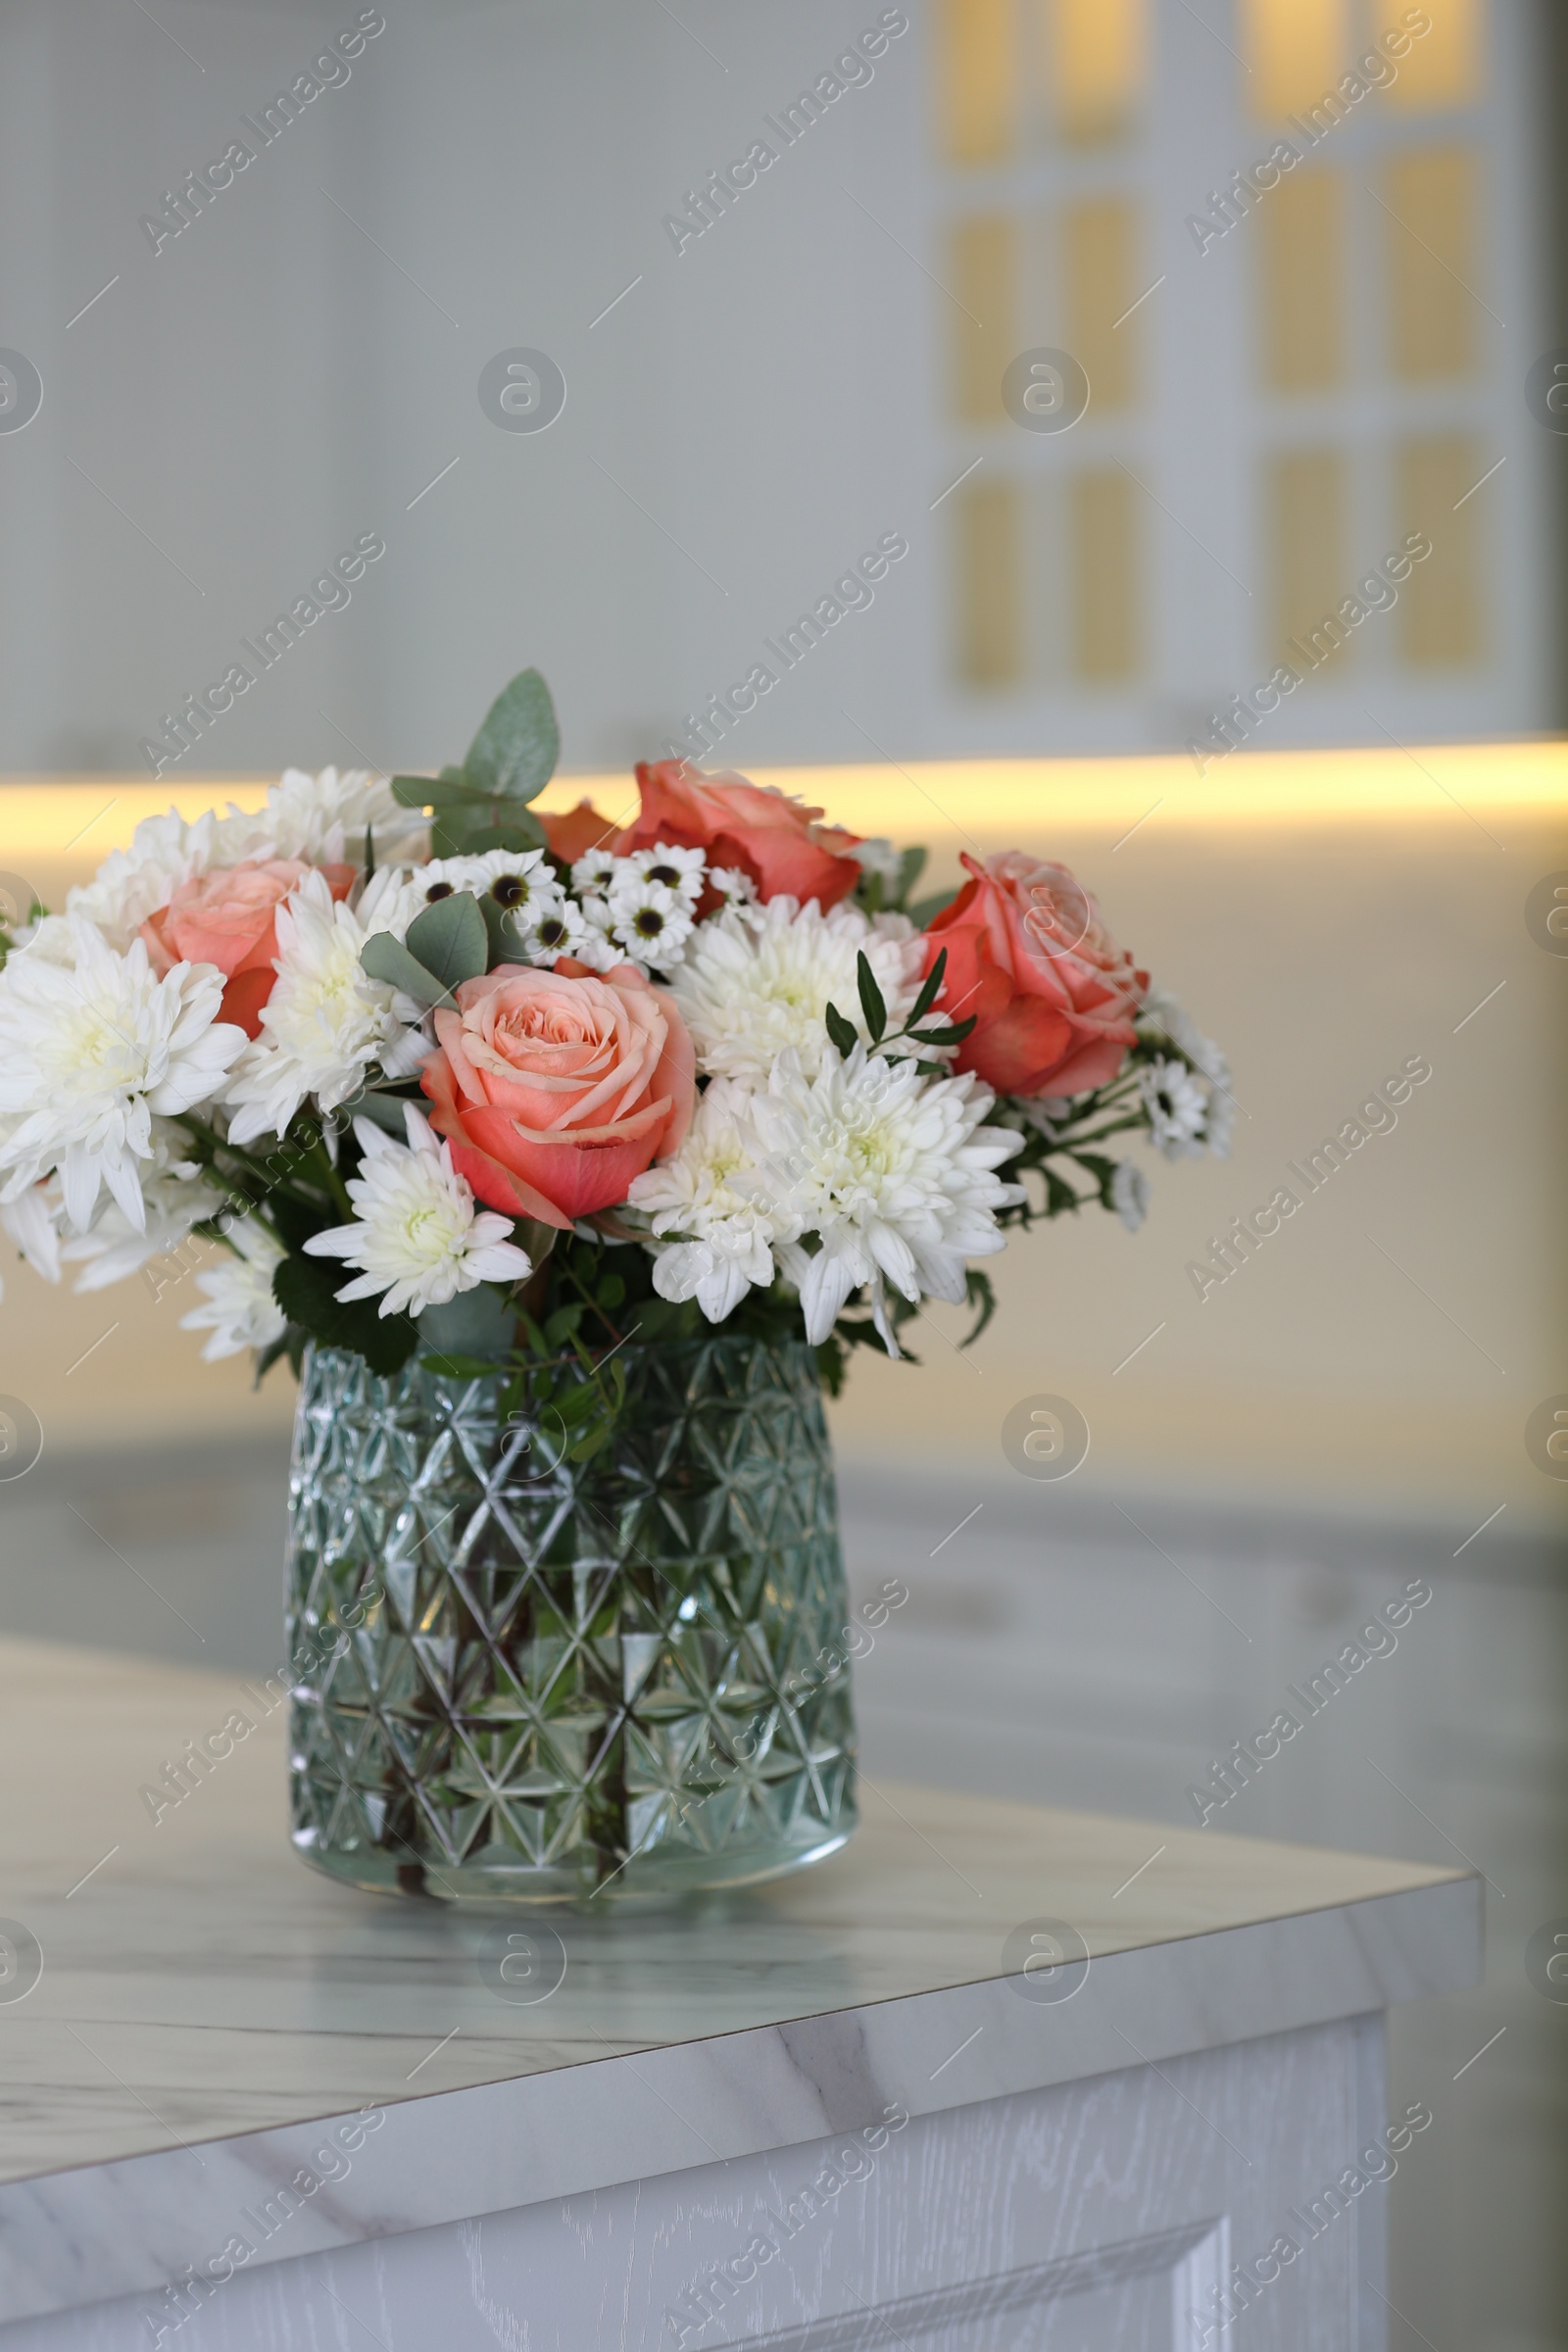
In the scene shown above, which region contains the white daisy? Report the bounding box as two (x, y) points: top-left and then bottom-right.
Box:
(623, 842), (706, 909)
(605, 873), (694, 969)
(1141, 985), (1228, 1086)
(513, 896), (598, 966)
(0, 919), (245, 1233)
(357, 847), (558, 947)
(570, 845), (617, 898)
(626, 1079), (782, 1321)
(303, 1107), (532, 1317)
(60, 1127), (223, 1292)
(669, 897), (923, 1090)
(1139, 1057), (1211, 1160)
(745, 1045), (1024, 1351)
(222, 874), (425, 1145)
(708, 866), (757, 906)
(179, 1215), (287, 1361)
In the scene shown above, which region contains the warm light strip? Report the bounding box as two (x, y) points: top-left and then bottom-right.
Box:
(2, 742), (1564, 863)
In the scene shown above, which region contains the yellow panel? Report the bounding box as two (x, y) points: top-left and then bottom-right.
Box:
(1396, 435), (1484, 665)
(1239, 0), (1347, 121)
(1259, 171), (1343, 392)
(949, 216), (1016, 423)
(1049, 0), (1145, 140)
(1070, 470), (1139, 680)
(1064, 198), (1139, 411)
(936, 0), (1015, 165)
(955, 480), (1024, 686)
(1385, 146), (1477, 380)
(1270, 449), (1348, 667)
(1383, 0), (1482, 110)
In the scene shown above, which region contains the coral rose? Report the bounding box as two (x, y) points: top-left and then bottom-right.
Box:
(922, 852), (1146, 1098)
(139, 858), (355, 1039)
(419, 958), (696, 1229)
(539, 800), (619, 865)
(626, 761), (862, 909)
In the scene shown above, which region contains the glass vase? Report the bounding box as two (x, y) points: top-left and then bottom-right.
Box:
(285, 1333), (858, 1902)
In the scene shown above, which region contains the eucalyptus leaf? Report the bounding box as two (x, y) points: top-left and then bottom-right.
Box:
(361, 930), (451, 1008)
(405, 891), (489, 990)
(344, 1088), (416, 1138)
(463, 667), (560, 802)
(906, 888), (959, 929)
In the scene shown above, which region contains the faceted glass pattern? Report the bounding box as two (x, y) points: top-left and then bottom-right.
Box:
(286, 1336), (858, 1902)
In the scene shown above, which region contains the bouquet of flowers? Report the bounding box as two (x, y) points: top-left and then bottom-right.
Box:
(0, 668), (1230, 1419)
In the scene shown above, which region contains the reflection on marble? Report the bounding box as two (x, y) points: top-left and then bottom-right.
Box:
(0, 1635), (1479, 2325)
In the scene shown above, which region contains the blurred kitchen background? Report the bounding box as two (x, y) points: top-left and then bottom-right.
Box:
(0, 1), (1564, 2347)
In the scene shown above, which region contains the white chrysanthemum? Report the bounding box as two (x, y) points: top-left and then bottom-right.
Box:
(1110, 1158), (1150, 1233)
(626, 1079), (781, 1321)
(0, 919), (245, 1233)
(623, 842), (706, 908)
(66, 809), (231, 950)
(357, 848), (557, 947)
(303, 1107), (532, 1317)
(222, 874), (425, 1144)
(0, 1174), (64, 1301)
(670, 898), (923, 1088)
(60, 1126), (223, 1292)
(239, 766), (424, 870)
(604, 873), (694, 970)
(66, 771), (421, 951)
(1139, 1057), (1210, 1160)
(179, 1216), (287, 1361)
(745, 1045), (1024, 1350)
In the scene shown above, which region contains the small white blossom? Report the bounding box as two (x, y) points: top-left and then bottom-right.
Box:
(357, 848), (557, 948)
(708, 865), (757, 906)
(1139, 1057), (1210, 1159)
(626, 1079), (782, 1321)
(223, 874), (425, 1145)
(670, 897), (923, 1089)
(745, 1045), (1024, 1351)
(179, 1216), (287, 1361)
(1110, 1159), (1150, 1233)
(303, 1107), (532, 1318)
(571, 845), (617, 897)
(853, 837), (904, 891)
(0, 919), (245, 1233)
(623, 841), (706, 909)
(605, 873), (694, 969)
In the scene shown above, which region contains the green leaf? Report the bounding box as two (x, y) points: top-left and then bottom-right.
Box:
(907, 1016), (976, 1047)
(390, 774), (437, 809)
(463, 668), (560, 802)
(432, 808), (547, 860)
(361, 930), (453, 1008)
(273, 1254), (418, 1377)
(405, 892), (488, 991)
(906, 888), (959, 929)
(824, 1001), (859, 1059)
(906, 947), (947, 1029)
(961, 1266), (998, 1348)
(896, 845), (928, 906)
(855, 951), (887, 1045)
(417, 1286), (515, 1363)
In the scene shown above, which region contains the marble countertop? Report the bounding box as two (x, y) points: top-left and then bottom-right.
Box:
(0, 1634), (1480, 2325)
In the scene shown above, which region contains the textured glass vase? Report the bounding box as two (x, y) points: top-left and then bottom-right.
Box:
(286, 1334), (858, 1902)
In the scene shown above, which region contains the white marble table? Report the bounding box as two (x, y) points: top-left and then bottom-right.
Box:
(0, 1635), (1479, 2350)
